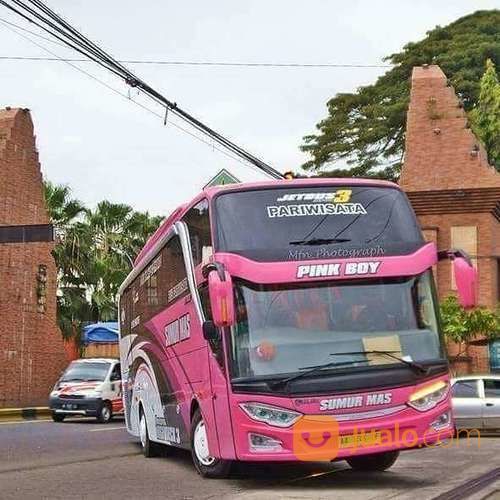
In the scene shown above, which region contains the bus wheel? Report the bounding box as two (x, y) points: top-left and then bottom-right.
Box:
(346, 450), (399, 472)
(52, 412), (65, 422)
(96, 402), (112, 423)
(191, 409), (231, 478)
(139, 408), (162, 458)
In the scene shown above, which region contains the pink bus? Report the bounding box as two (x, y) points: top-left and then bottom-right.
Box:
(118, 178), (477, 478)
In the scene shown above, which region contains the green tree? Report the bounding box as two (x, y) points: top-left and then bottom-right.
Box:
(82, 201), (162, 321)
(301, 10), (500, 179)
(469, 59), (500, 170)
(44, 182), (88, 339)
(44, 182), (86, 229)
(44, 182), (163, 336)
(440, 296), (499, 359)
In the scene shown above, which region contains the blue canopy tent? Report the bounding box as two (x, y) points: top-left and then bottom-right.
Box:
(82, 322), (119, 345)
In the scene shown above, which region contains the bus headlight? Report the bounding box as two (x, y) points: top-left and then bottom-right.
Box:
(408, 381), (449, 412)
(239, 402), (302, 428)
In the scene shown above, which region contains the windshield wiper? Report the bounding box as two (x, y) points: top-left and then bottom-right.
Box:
(268, 350), (430, 391)
(329, 351), (429, 375)
(269, 359), (365, 391)
(289, 237), (351, 246)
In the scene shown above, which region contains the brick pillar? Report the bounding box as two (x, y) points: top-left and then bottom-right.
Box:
(400, 65), (499, 191)
(0, 107), (67, 407)
(399, 66), (500, 374)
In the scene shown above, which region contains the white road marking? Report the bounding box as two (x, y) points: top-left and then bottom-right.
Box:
(88, 426), (127, 432)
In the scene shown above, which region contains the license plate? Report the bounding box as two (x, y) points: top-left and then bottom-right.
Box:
(340, 431), (382, 448)
(62, 403), (76, 410)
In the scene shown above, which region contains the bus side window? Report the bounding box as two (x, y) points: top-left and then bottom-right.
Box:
(120, 289), (131, 337)
(128, 235), (189, 338)
(199, 284), (224, 370)
(183, 199), (212, 267)
(162, 235), (189, 305)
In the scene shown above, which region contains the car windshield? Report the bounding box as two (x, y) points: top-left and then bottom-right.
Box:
(60, 362), (110, 382)
(229, 271), (443, 380)
(214, 186), (423, 261)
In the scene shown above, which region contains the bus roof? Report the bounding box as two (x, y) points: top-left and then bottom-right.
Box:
(134, 177), (400, 268)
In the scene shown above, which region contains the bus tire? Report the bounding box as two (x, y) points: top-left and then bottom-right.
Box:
(52, 412), (65, 422)
(346, 450), (399, 472)
(96, 401), (113, 423)
(139, 407), (163, 458)
(191, 409), (231, 478)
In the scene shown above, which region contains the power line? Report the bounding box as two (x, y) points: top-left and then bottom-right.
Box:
(0, 56), (391, 69)
(0, 16), (392, 69)
(0, 15), (67, 47)
(0, 0), (283, 179)
(0, 17), (269, 178)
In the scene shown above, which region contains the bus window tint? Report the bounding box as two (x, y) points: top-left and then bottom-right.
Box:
(214, 186), (423, 261)
(126, 235), (189, 336)
(183, 199), (212, 266)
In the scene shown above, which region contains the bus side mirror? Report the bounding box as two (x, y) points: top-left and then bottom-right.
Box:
(439, 249), (478, 309)
(453, 257), (477, 309)
(202, 321), (219, 341)
(207, 266), (236, 327)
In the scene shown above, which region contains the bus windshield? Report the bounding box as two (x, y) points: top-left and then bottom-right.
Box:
(229, 271), (443, 381)
(214, 186), (423, 261)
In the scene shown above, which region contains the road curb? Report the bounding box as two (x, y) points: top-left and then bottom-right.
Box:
(0, 407), (51, 422)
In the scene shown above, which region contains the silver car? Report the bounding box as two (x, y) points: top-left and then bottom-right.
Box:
(451, 374), (500, 430)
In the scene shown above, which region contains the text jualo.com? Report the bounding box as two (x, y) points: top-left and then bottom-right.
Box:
(291, 416), (479, 461)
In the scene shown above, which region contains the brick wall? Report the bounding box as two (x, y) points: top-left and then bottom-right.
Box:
(418, 213), (499, 308)
(400, 66), (500, 374)
(0, 107), (67, 408)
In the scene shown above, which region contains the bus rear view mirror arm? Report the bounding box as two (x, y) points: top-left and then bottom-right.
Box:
(438, 249), (478, 309)
(437, 249), (472, 265)
(207, 263), (236, 327)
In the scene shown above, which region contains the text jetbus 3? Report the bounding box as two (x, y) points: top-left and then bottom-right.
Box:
(118, 178), (477, 478)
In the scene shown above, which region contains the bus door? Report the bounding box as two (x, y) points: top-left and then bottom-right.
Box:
(199, 283), (236, 460)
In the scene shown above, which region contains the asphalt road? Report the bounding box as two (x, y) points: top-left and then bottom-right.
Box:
(0, 417), (499, 500)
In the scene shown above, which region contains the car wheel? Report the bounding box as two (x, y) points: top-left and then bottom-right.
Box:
(52, 411), (65, 423)
(96, 402), (112, 423)
(346, 450), (399, 472)
(139, 407), (163, 458)
(191, 409), (231, 478)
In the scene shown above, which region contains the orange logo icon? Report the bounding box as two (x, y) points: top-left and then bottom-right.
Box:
(293, 415), (340, 461)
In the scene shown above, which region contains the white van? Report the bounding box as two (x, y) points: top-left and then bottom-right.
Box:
(49, 358), (123, 423)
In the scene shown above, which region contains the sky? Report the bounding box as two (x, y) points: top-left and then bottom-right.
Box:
(0, 0), (498, 216)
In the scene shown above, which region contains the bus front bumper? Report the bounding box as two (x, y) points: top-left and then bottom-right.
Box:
(231, 401), (454, 462)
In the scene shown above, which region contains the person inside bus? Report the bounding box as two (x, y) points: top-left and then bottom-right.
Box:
(263, 287), (331, 332)
(345, 290), (394, 332)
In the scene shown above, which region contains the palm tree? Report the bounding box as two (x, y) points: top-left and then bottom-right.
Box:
(43, 182), (89, 338)
(44, 182), (163, 331)
(44, 182), (86, 230)
(82, 201), (163, 321)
